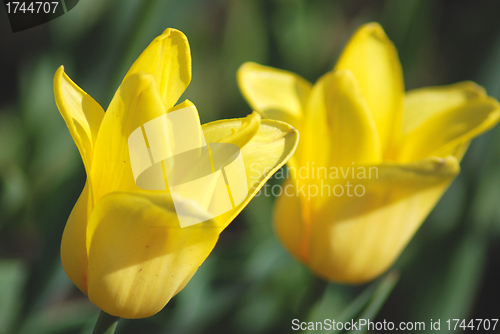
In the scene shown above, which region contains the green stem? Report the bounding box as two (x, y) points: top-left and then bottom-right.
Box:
(298, 276), (329, 316)
(92, 310), (120, 334)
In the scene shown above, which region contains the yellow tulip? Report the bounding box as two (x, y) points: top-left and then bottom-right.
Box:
(55, 28), (298, 318)
(237, 22), (500, 284)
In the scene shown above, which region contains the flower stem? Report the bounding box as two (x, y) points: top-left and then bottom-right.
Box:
(298, 276), (329, 316)
(92, 310), (120, 334)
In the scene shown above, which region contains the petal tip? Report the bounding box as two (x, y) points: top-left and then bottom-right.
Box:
(54, 65), (66, 86)
(422, 156), (460, 177)
(359, 22), (386, 39)
(159, 27), (188, 43)
(238, 61), (257, 70)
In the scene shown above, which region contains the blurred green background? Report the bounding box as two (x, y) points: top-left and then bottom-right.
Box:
(2, 0), (500, 333)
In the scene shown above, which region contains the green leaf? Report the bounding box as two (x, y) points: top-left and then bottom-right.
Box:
(18, 300), (97, 334)
(303, 271), (399, 334)
(412, 233), (486, 322)
(304, 284), (350, 334)
(346, 271), (399, 334)
(0, 260), (28, 334)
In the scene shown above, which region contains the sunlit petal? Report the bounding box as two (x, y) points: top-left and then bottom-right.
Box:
(60, 182), (92, 294)
(125, 28), (191, 109)
(87, 191), (220, 319)
(334, 23), (404, 155)
(91, 73), (166, 201)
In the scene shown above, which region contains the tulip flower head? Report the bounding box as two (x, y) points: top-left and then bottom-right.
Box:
(55, 28), (298, 318)
(238, 22), (500, 284)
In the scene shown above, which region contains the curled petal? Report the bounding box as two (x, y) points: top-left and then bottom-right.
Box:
(215, 111), (261, 148)
(202, 115), (299, 230)
(54, 66), (104, 174)
(400, 83), (500, 162)
(402, 81), (486, 135)
(54, 66), (104, 294)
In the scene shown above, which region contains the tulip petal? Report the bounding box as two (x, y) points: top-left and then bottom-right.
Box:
(215, 111), (261, 148)
(60, 182), (91, 294)
(237, 62), (312, 131)
(202, 115), (299, 230)
(402, 81), (486, 135)
(321, 157), (457, 283)
(292, 69), (381, 252)
(275, 156), (460, 283)
(327, 69), (381, 166)
(399, 83), (500, 162)
(54, 66), (104, 294)
(124, 28), (191, 109)
(54, 66), (104, 174)
(91, 73), (167, 201)
(334, 23), (404, 155)
(87, 191), (220, 319)
(273, 178), (304, 261)
(300, 72), (332, 170)
(290, 72), (337, 250)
